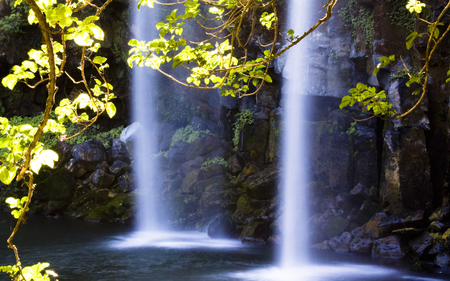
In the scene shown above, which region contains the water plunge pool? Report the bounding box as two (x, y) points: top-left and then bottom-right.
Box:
(1, 213), (448, 281)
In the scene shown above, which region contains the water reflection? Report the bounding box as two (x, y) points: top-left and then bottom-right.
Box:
(111, 231), (242, 249)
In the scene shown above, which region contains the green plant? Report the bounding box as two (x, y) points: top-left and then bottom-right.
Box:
(0, 4), (29, 44)
(387, 0), (416, 33)
(170, 125), (212, 148)
(339, 0), (375, 46)
(201, 157), (227, 170)
(0, 0), (115, 277)
(232, 109), (254, 151)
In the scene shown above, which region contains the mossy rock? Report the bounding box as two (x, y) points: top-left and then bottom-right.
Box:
(34, 168), (76, 201)
(84, 193), (132, 222)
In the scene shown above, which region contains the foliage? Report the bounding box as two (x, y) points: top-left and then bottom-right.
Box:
(201, 157), (227, 170)
(232, 109), (254, 151)
(338, 0), (375, 46)
(387, 0), (416, 33)
(0, 0), (114, 278)
(7, 113), (123, 149)
(170, 125), (212, 147)
(0, 4), (29, 44)
(0, 262), (58, 281)
(127, 0), (338, 98)
(340, 0), (450, 121)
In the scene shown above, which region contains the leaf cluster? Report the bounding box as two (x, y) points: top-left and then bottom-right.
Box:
(128, 0), (338, 98)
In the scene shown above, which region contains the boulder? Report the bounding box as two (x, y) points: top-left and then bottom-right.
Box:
(52, 141), (72, 169)
(92, 169), (115, 189)
(429, 206), (450, 222)
(364, 212), (387, 239)
(428, 234), (444, 255)
(207, 214), (234, 238)
(377, 210), (425, 236)
(349, 237), (373, 254)
(328, 232), (352, 253)
(408, 232), (434, 256)
(435, 253), (450, 268)
(109, 160), (130, 176)
(107, 138), (130, 163)
(356, 200), (382, 225)
(428, 221), (446, 233)
(118, 172), (133, 193)
(372, 235), (406, 259)
(66, 140), (107, 177)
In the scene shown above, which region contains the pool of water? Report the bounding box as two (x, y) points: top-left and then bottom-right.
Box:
(1, 213), (449, 281)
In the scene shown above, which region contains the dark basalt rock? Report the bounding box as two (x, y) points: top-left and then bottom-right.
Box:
(378, 210), (425, 236)
(107, 138), (130, 163)
(372, 235), (406, 259)
(328, 232), (352, 253)
(92, 169), (115, 189)
(428, 221), (446, 233)
(349, 183), (378, 205)
(118, 172), (133, 193)
(356, 200), (382, 225)
(207, 214), (234, 239)
(109, 160), (130, 176)
(408, 232), (434, 257)
(429, 206), (450, 222)
(227, 154), (244, 175)
(435, 252), (450, 268)
(349, 237), (373, 254)
(243, 168), (279, 200)
(364, 212), (387, 239)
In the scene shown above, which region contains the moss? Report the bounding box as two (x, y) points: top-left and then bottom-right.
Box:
(387, 0), (416, 33)
(339, 0), (375, 46)
(201, 157), (227, 170)
(84, 193), (132, 222)
(250, 149), (259, 159)
(233, 109), (254, 151)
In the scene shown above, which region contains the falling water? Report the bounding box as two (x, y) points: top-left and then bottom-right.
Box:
(130, 2), (161, 232)
(280, 0), (312, 268)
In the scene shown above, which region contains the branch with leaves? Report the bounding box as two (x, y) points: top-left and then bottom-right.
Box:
(0, 0), (115, 279)
(339, 0), (450, 121)
(127, 0), (338, 98)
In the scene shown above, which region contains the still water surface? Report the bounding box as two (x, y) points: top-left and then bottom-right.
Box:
(1, 213), (449, 281)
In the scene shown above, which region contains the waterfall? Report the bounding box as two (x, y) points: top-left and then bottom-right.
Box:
(280, 0), (312, 267)
(130, 2), (161, 232)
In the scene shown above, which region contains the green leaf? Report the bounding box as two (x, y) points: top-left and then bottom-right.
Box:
(0, 166), (17, 185)
(264, 75), (272, 83)
(93, 56), (107, 64)
(1, 75), (18, 90)
(106, 102), (116, 118)
(74, 31), (92, 46)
